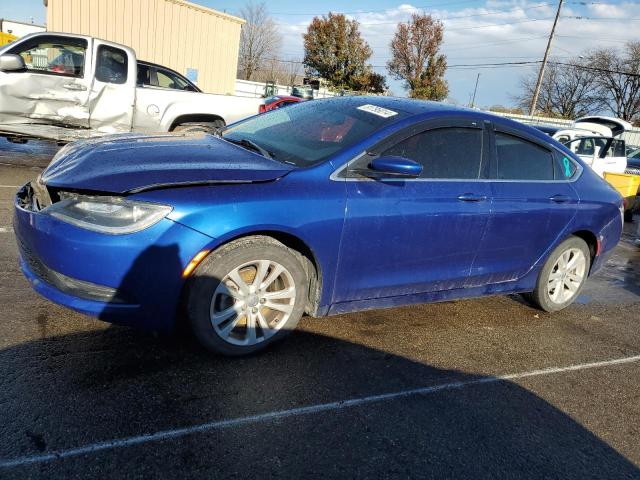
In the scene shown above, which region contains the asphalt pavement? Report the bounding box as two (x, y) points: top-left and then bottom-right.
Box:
(0, 141), (639, 479)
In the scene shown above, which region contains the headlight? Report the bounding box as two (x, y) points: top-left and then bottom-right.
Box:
(46, 194), (172, 234)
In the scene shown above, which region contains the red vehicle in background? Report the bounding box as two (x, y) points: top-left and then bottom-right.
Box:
(259, 95), (303, 113)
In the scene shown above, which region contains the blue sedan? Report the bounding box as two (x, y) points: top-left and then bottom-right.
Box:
(14, 97), (623, 355)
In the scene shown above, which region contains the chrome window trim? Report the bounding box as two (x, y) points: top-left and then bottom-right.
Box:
(330, 147), (583, 184)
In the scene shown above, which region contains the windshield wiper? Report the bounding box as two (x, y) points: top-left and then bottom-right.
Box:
(224, 137), (274, 160)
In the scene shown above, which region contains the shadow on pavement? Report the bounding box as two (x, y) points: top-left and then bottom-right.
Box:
(1, 327), (639, 478)
(2, 245), (639, 479)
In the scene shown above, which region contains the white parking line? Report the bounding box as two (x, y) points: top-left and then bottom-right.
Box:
(0, 354), (639, 469)
(0, 227), (13, 233)
(0, 185), (19, 188)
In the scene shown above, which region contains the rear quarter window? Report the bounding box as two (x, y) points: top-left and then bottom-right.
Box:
(555, 153), (578, 179)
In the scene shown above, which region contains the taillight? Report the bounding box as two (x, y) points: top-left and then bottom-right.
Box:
(259, 104), (266, 113)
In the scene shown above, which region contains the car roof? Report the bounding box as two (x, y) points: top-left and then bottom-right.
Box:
(316, 96), (459, 116)
(316, 96), (553, 139)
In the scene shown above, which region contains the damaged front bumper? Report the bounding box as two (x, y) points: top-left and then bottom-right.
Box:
(14, 183), (213, 331)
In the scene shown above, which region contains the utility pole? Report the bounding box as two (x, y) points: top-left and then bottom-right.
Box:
(530, 0), (563, 116)
(470, 73), (480, 108)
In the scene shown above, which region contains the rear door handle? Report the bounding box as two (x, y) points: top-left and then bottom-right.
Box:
(63, 83), (87, 91)
(549, 194), (571, 203)
(457, 193), (487, 202)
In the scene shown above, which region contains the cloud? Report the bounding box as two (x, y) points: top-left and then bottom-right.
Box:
(272, 1), (637, 105)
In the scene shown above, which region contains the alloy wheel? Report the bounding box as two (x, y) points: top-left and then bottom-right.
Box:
(210, 260), (296, 346)
(547, 247), (587, 305)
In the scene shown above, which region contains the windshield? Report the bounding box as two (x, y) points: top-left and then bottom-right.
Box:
(222, 98), (409, 167)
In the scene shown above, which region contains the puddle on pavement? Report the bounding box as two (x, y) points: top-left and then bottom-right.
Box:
(586, 221), (640, 304)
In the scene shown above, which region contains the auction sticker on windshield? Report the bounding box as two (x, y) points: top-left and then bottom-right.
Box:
(357, 104), (398, 118)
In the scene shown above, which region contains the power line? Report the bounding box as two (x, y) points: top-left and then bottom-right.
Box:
(563, 15), (640, 21)
(549, 61), (640, 77)
(556, 34), (638, 44)
(261, 57), (640, 76)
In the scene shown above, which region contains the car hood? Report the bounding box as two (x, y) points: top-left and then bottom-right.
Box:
(40, 133), (294, 194)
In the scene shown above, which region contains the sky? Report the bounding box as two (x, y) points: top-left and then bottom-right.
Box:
(1, 0), (637, 107)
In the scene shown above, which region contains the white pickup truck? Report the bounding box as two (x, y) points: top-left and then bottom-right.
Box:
(0, 32), (262, 143)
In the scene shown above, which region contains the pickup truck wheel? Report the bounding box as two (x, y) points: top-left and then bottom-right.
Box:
(173, 120), (225, 135)
(187, 236), (308, 356)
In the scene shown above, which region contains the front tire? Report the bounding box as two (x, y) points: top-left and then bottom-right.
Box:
(187, 236), (308, 356)
(525, 236), (591, 312)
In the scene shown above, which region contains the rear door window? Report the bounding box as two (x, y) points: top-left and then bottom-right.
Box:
(495, 132), (554, 181)
(156, 68), (190, 90)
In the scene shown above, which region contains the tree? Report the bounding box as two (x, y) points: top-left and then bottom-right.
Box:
(387, 13), (448, 100)
(238, 3), (282, 81)
(356, 71), (387, 94)
(515, 58), (599, 118)
(303, 13), (373, 90)
(586, 42), (640, 122)
(284, 59), (303, 87)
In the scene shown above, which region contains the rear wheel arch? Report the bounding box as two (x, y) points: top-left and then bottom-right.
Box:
(570, 230), (598, 269)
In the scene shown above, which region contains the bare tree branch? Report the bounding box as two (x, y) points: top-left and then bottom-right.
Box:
(585, 42), (640, 122)
(238, 3), (282, 81)
(515, 57), (599, 118)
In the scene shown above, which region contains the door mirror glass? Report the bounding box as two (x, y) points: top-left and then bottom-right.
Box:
(369, 156), (423, 177)
(0, 54), (26, 72)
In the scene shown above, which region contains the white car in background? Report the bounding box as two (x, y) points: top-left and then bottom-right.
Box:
(553, 116), (631, 177)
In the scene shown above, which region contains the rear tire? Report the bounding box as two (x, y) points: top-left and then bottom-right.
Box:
(173, 120), (225, 135)
(187, 236), (308, 356)
(524, 236), (591, 312)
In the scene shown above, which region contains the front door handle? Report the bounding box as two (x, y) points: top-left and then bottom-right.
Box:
(63, 83), (87, 91)
(457, 193), (487, 202)
(549, 194), (571, 203)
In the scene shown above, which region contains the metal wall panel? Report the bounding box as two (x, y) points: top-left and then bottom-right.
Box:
(46, 0), (244, 94)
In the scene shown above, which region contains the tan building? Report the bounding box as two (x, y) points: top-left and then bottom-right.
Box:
(44, 0), (244, 94)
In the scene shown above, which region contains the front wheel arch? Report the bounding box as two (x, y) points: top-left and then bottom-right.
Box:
(189, 231), (323, 317)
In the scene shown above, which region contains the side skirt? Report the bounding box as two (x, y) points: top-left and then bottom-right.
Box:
(325, 269), (539, 317)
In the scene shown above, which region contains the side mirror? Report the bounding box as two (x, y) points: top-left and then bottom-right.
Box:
(369, 156), (423, 177)
(0, 54), (26, 72)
